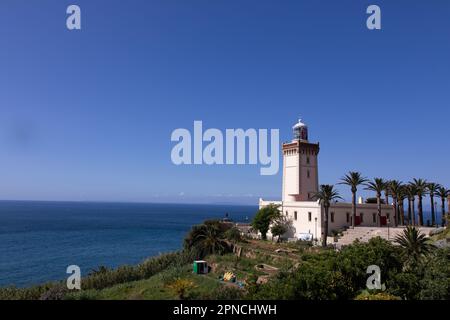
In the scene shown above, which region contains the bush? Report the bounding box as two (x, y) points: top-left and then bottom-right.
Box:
(224, 227), (242, 243)
(355, 291), (401, 300)
(39, 285), (69, 300)
(184, 220), (232, 258)
(252, 205), (280, 240)
(0, 283), (59, 300)
(167, 278), (196, 300)
(160, 265), (188, 286)
(417, 248), (450, 300)
(82, 250), (196, 291)
(250, 238), (403, 300)
(335, 237), (402, 292)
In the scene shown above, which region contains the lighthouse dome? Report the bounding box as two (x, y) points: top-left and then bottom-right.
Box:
(293, 118), (308, 141)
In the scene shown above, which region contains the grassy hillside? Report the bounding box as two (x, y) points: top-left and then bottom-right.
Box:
(1, 221), (448, 300)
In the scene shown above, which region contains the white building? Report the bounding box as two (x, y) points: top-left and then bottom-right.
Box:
(259, 119), (394, 242)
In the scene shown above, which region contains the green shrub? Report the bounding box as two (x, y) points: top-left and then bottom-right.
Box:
(160, 265), (188, 286)
(355, 291), (401, 300)
(224, 227), (242, 243)
(1, 249), (198, 300)
(82, 250), (196, 291)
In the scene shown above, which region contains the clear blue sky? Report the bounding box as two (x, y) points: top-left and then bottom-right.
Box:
(0, 0), (449, 205)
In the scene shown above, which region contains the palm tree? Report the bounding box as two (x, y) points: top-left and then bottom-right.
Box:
(365, 178), (386, 227)
(183, 220), (228, 257)
(395, 226), (434, 270)
(427, 183), (441, 227)
(313, 184), (342, 247)
(435, 187), (449, 227)
(405, 184), (417, 226)
(410, 179), (428, 226)
(339, 172), (368, 228)
(389, 180), (403, 227)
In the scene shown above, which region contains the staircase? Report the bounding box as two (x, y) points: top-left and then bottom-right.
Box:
(335, 226), (435, 249)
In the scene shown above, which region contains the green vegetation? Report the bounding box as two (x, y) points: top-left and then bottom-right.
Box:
(1, 218), (449, 300)
(251, 204), (280, 240)
(183, 220), (232, 258)
(365, 178), (386, 227)
(394, 226), (435, 270)
(312, 185), (342, 247)
(339, 171), (368, 229)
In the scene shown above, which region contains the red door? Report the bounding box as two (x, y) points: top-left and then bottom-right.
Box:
(355, 216), (361, 226)
(380, 216), (387, 226)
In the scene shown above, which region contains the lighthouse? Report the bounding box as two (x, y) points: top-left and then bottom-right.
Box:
(259, 119), (395, 242)
(282, 119), (320, 202)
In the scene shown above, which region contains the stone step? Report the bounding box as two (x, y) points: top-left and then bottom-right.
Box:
(334, 226), (435, 249)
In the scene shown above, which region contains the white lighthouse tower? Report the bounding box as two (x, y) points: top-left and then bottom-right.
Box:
(259, 118), (395, 242)
(282, 119), (320, 202)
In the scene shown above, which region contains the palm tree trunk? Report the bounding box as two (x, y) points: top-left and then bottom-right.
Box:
(352, 192), (356, 228)
(384, 192), (389, 205)
(430, 195), (436, 226)
(412, 199), (416, 226)
(418, 196), (424, 226)
(377, 195), (382, 227)
(393, 197), (398, 227)
(322, 206), (329, 247)
(399, 201), (405, 225)
(407, 199), (412, 225)
(442, 198), (446, 227)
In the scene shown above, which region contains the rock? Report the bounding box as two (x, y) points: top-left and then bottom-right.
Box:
(256, 275), (269, 285)
(429, 227), (446, 236)
(433, 239), (450, 248)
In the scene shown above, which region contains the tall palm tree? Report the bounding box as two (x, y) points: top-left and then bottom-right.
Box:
(397, 186), (407, 226)
(365, 178), (386, 227)
(427, 183), (441, 227)
(395, 226), (434, 270)
(313, 184), (342, 247)
(389, 180), (403, 227)
(410, 179), (428, 226)
(339, 172), (368, 228)
(405, 184), (417, 226)
(435, 187), (449, 227)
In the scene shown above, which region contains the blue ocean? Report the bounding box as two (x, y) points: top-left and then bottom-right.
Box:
(0, 201), (257, 287)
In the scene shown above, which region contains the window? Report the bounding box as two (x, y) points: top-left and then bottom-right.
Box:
(308, 212), (312, 222)
(387, 213), (390, 219)
(346, 212), (350, 223)
(307, 170), (310, 178)
(331, 212), (335, 223)
(360, 213), (364, 223)
(286, 210), (288, 216)
(306, 157), (310, 164)
(373, 213), (376, 223)
(294, 211), (298, 221)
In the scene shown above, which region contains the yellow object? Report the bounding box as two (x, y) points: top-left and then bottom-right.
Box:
(223, 272), (235, 281)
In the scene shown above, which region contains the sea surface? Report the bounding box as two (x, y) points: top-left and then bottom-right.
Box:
(0, 201), (257, 287)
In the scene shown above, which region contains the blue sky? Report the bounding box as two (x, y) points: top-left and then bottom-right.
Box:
(0, 0), (449, 205)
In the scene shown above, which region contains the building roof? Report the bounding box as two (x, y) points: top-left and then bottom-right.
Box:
(292, 118), (307, 129)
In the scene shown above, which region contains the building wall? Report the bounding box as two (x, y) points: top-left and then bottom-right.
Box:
(282, 150), (299, 202)
(327, 203), (395, 232)
(298, 144), (319, 201)
(282, 141), (319, 202)
(282, 201), (322, 239)
(448, 195), (450, 215)
(259, 199), (395, 241)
